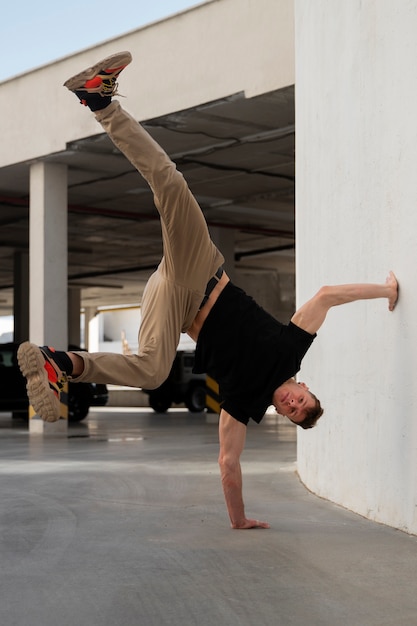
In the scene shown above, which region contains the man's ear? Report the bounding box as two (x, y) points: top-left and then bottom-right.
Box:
(298, 382), (309, 391)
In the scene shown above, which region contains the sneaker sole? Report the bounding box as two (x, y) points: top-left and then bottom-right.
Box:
(17, 342), (61, 422)
(63, 51), (132, 91)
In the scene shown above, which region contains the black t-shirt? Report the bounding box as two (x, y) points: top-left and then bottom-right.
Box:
(194, 282), (316, 425)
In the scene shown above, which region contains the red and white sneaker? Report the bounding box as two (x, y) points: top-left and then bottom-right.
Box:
(63, 51), (132, 100)
(17, 342), (67, 422)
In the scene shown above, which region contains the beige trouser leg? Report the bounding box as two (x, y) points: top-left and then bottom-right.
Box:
(73, 101), (224, 388)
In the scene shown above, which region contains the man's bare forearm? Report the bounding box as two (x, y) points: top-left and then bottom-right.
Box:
(220, 464), (269, 529)
(220, 462), (246, 527)
(291, 271), (398, 335)
(218, 410), (270, 529)
(319, 280), (394, 309)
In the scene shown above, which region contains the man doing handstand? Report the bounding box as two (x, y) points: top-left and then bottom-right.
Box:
(18, 52), (399, 529)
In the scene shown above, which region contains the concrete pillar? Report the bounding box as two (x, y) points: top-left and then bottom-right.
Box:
(84, 307), (98, 352)
(88, 312), (101, 353)
(29, 162), (68, 347)
(68, 287), (81, 348)
(209, 226), (235, 282)
(295, 0), (417, 533)
(29, 162), (68, 435)
(13, 251), (29, 343)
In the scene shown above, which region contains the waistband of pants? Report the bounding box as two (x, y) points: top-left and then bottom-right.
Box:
(199, 267), (224, 309)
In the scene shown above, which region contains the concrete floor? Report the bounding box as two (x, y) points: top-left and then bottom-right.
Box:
(1, 408), (417, 626)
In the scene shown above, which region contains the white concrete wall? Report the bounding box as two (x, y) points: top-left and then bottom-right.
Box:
(0, 0), (294, 167)
(295, 0), (417, 533)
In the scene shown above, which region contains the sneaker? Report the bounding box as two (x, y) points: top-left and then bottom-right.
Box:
(17, 342), (67, 422)
(63, 51), (132, 100)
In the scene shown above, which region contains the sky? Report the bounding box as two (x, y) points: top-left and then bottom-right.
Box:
(1, 0), (202, 82)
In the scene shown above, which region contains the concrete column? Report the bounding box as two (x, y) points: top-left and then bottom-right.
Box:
(68, 287), (81, 348)
(29, 162), (68, 435)
(295, 0), (417, 534)
(13, 251), (29, 343)
(209, 226), (235, 282)
(88, 312), (100, 353)
(84, 307), (98, 352)
(29, 162), (68, 347)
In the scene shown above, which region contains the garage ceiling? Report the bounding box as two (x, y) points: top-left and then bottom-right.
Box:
(0, 85), (295, 315)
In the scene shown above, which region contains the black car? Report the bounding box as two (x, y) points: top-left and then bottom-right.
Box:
(0, 343), (108, 422)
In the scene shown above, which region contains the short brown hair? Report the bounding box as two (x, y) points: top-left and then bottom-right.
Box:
(298, 394), (324, 430)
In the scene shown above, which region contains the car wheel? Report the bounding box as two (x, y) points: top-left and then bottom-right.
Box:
(148, 391), (171, 413)
(68, 386), (91, 422)
(185, 384), (206, 413)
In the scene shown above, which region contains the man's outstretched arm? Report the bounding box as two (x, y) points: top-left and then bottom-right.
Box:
(218, 409), (270, 529)
(291, 271), (398, 336)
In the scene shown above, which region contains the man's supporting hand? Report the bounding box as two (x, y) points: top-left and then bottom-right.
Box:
(218, 410), (270, 529)
(231, 518), (270, 530)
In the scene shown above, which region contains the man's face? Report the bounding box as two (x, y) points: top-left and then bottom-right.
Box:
(272, 380), (316, 424)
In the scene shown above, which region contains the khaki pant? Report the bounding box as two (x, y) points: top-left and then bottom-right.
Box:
(74, 101), (224, 388)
